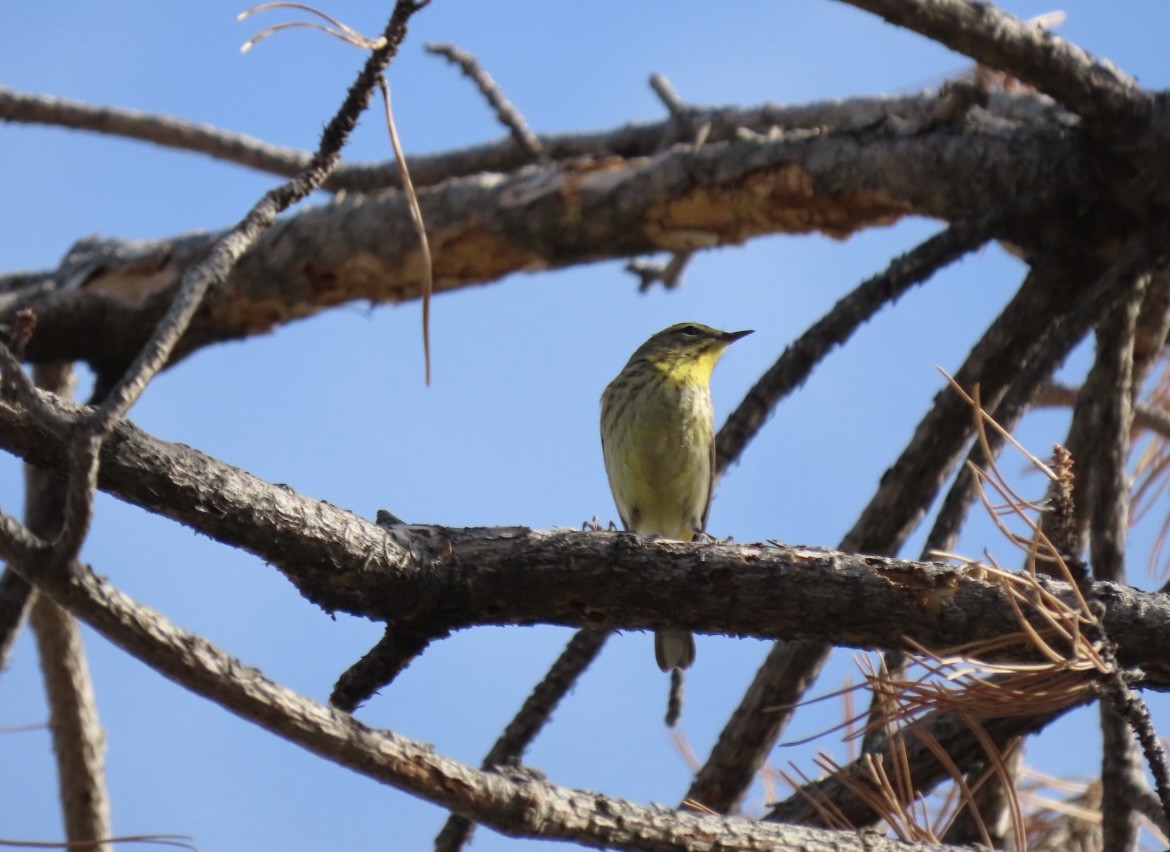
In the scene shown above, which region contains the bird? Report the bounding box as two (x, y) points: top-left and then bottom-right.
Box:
(600, 322), (752, 672)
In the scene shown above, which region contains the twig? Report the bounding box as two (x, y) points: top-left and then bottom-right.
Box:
(22, 363), (111, 850)
(424, 42), (544, 160)
(924, 242), (1165, 567)
(649, 72), (709, 149)
(715, 214), (996, 480)
(684, 640), (830, 812)
(30, 596), (111, 851)
(840, 0), (1151, 130)
(433, 628), (609, 852)
(641, 71), (705, 297)
(1091, 618), (1170, 835)
(1065, 275), (1170, 841)
(1037, 382), (1170, 440)
(622, 76), (705, 298)
(624, 251), (693, 292)
(330, 622), (446, 712)
(42, 0), (430, 574)
(649, 73), (688, 126)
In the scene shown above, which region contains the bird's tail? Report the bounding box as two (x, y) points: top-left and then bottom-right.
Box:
(655, 629), (695, 672)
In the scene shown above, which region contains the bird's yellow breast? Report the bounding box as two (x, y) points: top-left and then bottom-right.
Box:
(601, 374), (714, 541)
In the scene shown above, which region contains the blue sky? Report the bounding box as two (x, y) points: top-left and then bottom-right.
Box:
(3, 2), (1170, 849)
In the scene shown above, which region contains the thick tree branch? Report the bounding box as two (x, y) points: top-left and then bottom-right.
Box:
(4, 113), (1088, 375)
(1070, 278), (1165, 846)
(3, 377), (1170, 687)
(840, 0), (1151, 129)
(0, 84), (1066, 194)
(0, 522), (950, 852)
(1067, 286), (1147, 849)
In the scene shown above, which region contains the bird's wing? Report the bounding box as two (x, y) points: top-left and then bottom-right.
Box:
(697, 432), (715, 539)
(600, 419), (635, 532)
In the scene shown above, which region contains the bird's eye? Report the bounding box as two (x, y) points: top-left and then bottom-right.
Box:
(678, 325), (701, 336)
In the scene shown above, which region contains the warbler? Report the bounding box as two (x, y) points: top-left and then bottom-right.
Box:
(600, 322), (752, 672)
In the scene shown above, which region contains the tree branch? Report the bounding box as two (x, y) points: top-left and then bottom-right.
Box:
(3, 377), (1170, 685)
(4, 108), (1088, 375)
(0, 84), (1066, 194)
(840, 0), (1151, 129)
(0, 568), (32, 667)
(23, 363), (111, 850)
(329, 623), (446, 712)
(688, 249), (1103, 813)
(424, 43), (544, 160)
(766, 699), (1087, 828)
(714, 213), (999, 478)
(434, 628), (609, 852)
(1069, 276), (1165, 846)
(0, 522), (952, 851)
(30, 597), (111, 850)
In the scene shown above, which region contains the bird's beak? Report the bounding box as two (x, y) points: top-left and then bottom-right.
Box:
(722, 329), (754, 344)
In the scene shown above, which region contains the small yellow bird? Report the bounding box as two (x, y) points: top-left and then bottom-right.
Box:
(600, 322), (752, 672)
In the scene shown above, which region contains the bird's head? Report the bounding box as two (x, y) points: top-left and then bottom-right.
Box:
(630, 323), (753, 384)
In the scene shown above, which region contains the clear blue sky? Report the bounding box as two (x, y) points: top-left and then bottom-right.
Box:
(3, 2), (1170, 849)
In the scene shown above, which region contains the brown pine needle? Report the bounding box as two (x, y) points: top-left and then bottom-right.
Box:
(908, 721), (995, 848)
(377, 77), (433, 385)
(940, 368), (1058, 480)
(776, 763), (853, 829)
(778, 373), (1132, 846)
(237, 4), (433, 384)
(0, 833), (197, 850)
(238, 2), (383, 52)
(668, 727), (702, 774)
(678, 798), (719, 815)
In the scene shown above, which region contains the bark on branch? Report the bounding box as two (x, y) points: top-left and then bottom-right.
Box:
(1, 387), (1170, 683)
(840, 0), (1151, 129)
(4, 98), (1087, 377)
(0, 517), (948, 852)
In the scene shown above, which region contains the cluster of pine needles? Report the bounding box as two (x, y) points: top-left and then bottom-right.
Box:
(755, 375), (1168, 849)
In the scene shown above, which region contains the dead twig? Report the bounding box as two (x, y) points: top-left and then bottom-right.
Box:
(425, 42), (544, 160)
